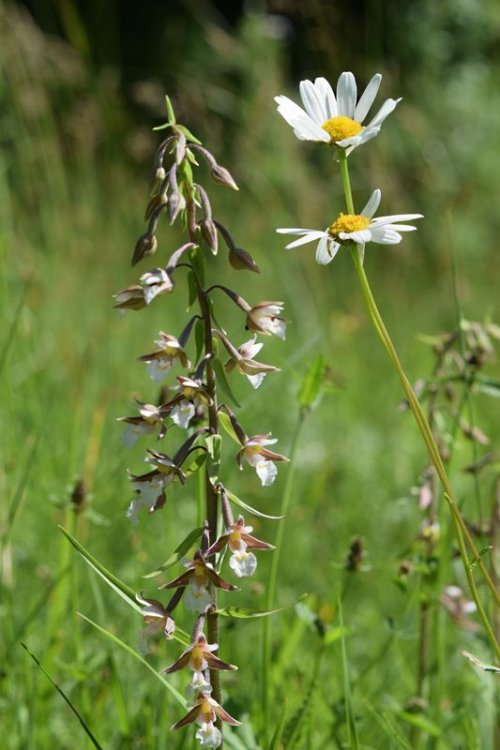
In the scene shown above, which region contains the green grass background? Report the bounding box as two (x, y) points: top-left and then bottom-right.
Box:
(1, 1), (499, 748)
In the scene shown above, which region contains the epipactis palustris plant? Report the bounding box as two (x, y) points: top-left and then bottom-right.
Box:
(114, 97), (287, 747)
(275, 72), (500, 659)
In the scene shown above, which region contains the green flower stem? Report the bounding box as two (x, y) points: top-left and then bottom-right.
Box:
(338, 151), (355, 215)
(351, 249), (499, 646)
(336, 151), (499, 653)
(261, 411), (305, 744)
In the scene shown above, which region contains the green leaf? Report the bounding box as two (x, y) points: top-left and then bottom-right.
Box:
(397, 711), (441, 736)
(185, 147), (199, 166)
(213, 358), (241, 408)
(59, 526), (141, 613)
(298, 354), (325, 408)
(60, 526), (190, 646)
(225, 487), (284, 520)
(187, 270), (197, 310)
(78, 613), (187, 708)
(205, 433), (221, 463)
(184, 451), (207, 477)
(218, 411), (241, 445)
(165, 95), (176, 124)
(175, 124), (202, 145)
(189, 246), (205, 287)
(216, 594), (306, 619)
(143, 527), (203, 578)
(194, 317), (205, 363)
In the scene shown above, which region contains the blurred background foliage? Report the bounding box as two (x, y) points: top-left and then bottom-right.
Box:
(1, 0), (499, 748)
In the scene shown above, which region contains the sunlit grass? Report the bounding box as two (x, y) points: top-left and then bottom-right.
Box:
(1, 4), (499, 749)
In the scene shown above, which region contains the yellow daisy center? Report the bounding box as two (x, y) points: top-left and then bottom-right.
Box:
(329, 213), (371, 239)
(321, 116), (364, 143)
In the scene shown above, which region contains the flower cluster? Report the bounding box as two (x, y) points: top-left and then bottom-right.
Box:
(275, 73), (422, 263)
(116, 98), (286, 748)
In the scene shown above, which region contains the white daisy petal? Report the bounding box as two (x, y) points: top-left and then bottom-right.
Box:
(361, 189), (382, 218)
(316, 236), (340, 265)
(354, 73), (382, 122)
(276, 99), (329, 141)
(276, 227), (319, 235)
(371, 214), (423, 225)
(274, 95), (307, 120)
(343, 229), (372, 244)
(314, 76), (338, 118)
(347, 127), (380, 149)
(275, 96), (330, 142)
(292, 119), (330, 141)
(284, 231), (328, 249)
(336, 72), (357, 118)
(299, 79), (327, 123)
(370, 227), (402, 244)
(386, 224), (419, 232)
(366, 97), (402, 129)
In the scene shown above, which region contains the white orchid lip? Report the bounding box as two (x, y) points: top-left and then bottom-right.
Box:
(277, 189), (423, 265)
(275, 72), (401, 154)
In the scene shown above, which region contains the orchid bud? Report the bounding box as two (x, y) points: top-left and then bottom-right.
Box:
(211, 163), (239, 191)
(168, 192), (186, 223)
(131, 233), (158, 266)
(144, 191), (168, 221)
(200, 218), (218, 254)
(229, 246), (260, 273)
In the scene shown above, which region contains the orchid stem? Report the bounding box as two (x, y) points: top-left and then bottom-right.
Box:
(192, 248), (223, 727)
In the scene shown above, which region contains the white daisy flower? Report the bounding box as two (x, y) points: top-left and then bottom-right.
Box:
(277, 189), (422, 265)
(275, 72), (401, 153)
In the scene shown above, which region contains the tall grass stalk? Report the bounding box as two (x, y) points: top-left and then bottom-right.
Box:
(261, 410), (305, 743)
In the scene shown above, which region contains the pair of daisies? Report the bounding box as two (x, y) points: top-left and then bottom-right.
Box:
(275, 72), (422, 263)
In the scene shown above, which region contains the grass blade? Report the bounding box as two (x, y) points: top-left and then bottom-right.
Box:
(21, 642), (105, 750)
(78, 612), (187, 707)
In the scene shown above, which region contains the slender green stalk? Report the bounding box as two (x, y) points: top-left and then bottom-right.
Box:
(338, 597), (360, 749)
(337, 151), (499, 652)
(261, 411), (305, 745)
